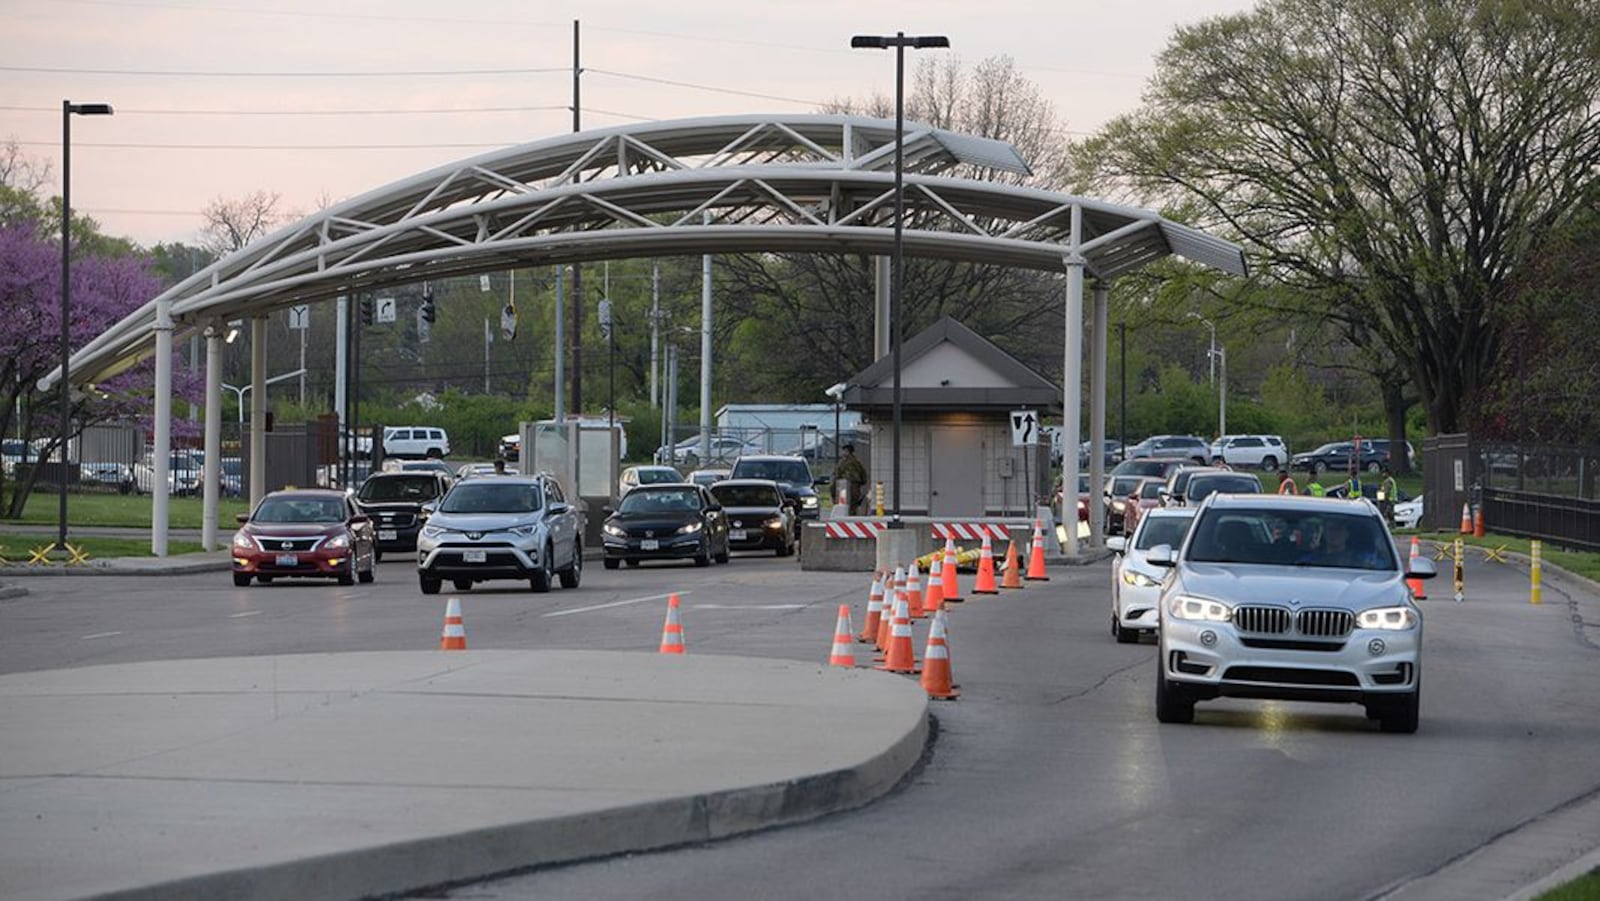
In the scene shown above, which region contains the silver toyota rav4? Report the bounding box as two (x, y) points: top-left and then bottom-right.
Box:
(1148, 494), (1435, 733)
(416, 474), (582, 595)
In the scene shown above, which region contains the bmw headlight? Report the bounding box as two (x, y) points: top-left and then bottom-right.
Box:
(603, 522), (627, 537)
(677, 521), (704, 535)
(1357, 605), (1419, 631)
(1168, 594), (1233, 622)
(232, 531), (254, 550)
(421, 525), (444, 539)
(1121, 568), (1160, 588)
(325, 533), (351, 550)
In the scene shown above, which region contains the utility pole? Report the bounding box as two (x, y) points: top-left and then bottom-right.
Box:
(554, 266), (566, 423)
(649, 264), (660, 409)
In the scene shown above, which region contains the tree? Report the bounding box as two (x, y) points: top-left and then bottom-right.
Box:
(199, 190), (285, 255)
(1074, 0), (1600, 437)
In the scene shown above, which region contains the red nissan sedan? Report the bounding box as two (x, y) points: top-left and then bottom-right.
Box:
(232, 489), (376, 587)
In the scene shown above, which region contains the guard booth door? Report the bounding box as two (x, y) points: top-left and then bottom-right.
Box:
(929, 426), (983, 517)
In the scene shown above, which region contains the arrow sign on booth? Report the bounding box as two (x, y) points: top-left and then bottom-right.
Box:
(1010, 409), (1037, 447)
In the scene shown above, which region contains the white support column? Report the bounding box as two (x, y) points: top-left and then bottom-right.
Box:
(1061, 205), (1085, 558)
(1090, 282), (1109, 546)
(249, 316), (267, 508)
(873, 255), (891, 361)
(151, 298), (173, 557)
(201, 323), (223, 551)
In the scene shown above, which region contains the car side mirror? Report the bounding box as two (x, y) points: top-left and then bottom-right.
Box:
(421, 502), (437, 516)
(707, 503), (722, 512)
(1106, 536), (1127, 554)
(602, 506), (614, 516)
(350, 514), (370, 525)
(235, 512), (250, 525)
(813, 476), (828, 487)
(1146, 545), (1176, 567)
(549, 502), (570, 515)
(1406, 557), (1438, 580)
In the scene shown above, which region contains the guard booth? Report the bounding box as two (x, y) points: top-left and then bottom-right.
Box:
(521, 419), (622, 551)
(840, 317), (1057, 518)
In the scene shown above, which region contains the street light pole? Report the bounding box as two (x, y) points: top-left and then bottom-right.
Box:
(851, 31), (948, 524)
(59, 100), (113, 550)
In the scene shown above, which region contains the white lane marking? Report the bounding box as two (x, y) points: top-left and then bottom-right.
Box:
(230, 611), (264, 619)
(692, 604), (807, 610)
(81, 631), (122, 640)
(543, 591), (689, 618)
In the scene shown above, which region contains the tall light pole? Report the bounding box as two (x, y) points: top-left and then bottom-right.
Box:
(59, 100), (113, 550)
(851, 31), (948, 524)
(1186, 312), (1223, 437)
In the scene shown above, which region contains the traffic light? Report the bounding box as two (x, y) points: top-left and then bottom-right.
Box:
(420, 298), (436, 324)
(359, 296), (374, 325)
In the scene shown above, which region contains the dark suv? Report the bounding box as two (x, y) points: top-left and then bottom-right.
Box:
(728, 455), (822, 526)
(355, 471), (450, 560)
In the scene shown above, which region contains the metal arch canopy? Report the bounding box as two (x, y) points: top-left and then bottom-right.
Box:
(47, 113), (1245, 390)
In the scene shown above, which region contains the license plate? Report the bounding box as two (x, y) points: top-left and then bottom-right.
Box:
(463, 549), (487, 563)
(275, 554), (299, 567)
(640, 539), (659, 551)
(729, 529), (747, 541)
(378, 530), (397, 541)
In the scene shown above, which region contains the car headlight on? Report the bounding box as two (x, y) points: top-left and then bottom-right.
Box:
(421, 525), (444, 539)
(1357, 605), (1419, 631)
(325, 533), (351, 550)
(1112, 500), (1127, 512)
(232, 531), (254, 550)
(764, 516), (784, 530)
(1121, 569), (1160, 588)
(801, 496), (819, 509)
(1168, 594), (1233, 622)
(677, 521), (704, 535)
(603, 522), (627, 537)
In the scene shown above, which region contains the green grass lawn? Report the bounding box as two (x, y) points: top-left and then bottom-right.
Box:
(1536, 870), (1600, 901)
(0, 534), (206, 561)
(8, 492), (251, 530)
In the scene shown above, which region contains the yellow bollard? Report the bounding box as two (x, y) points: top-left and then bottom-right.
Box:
(874, 481), (884, 518)
(1452, 538), (1464, 603)
(1530, 540), (1542, 605)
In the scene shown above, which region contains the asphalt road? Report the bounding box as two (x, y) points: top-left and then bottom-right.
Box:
(5, 547), (1599, 901)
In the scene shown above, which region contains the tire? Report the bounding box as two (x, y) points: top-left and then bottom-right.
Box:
(1313, 461), (1327, 476)
(1366, 460), (1382, 474)
(233, 572), (252, 587)
(530, 545), (553, 592)
(714, 539), (730, 565)
(426, 448), (443, 459)
(1115, 615), (1138, 644)
(603, 557), (620, 570)
(358, 554), (375, 583)
(1261, 455), (1278, 471)
(256, 575), (275, 585)
(694, 539), (711, 567)
(1376, 686), (1420, 734)
(1155, 655), (1196, 724)
(453, 579), (473, 591)
(373, 548), (383, 563)
(625, 559), (641, 568)
(420, 575), (441, 595)
(559, 542), (582, 589)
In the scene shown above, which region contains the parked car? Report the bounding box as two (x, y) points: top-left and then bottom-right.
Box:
(1183, 471), (1265, 506)
(1106, 507), (1197, 643)
(687, 468), (730, 488)
(416, 473), (582, 594)
(601, 483), (730, 569)
(620, 464), (683, 497)
(1125, 435), (1211, 464)
(1290, 441), (1387, 476)
(1393, 494), (1424, 530)
(709, 479), (796, 556)
(132, 451), (204, 496)
(728, 455), (822, 526)
(1209, 434), (1290, 470)
(1079, 439), (1125, 469)
(1365, 439), (1418, 471)
(1148, 494), (1435, 732)
(231, 489), (376, 587)
(354, 471), (451, 560)
(79, 461), (135, 493)
(658, 434), (761, 467)
(382, 426), (450, 459)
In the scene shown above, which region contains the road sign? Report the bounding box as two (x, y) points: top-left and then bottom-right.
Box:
(479, 274), (492, 292)
(376, 297), (396, 324)
(288, 305), (309, 330)
(1010, 409), (1038, 447)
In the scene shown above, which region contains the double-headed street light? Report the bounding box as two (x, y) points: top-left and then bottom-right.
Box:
(59, 100), (113, 550)
(850, 32), (948, 524)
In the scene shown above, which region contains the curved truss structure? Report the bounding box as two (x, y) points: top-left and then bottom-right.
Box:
(59, 114), (1244, 386)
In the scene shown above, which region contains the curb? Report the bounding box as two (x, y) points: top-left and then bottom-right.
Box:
(0, 554), (233, 577)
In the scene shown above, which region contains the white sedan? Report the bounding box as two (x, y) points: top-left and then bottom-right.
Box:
(1393, 494), (1423, 529)
(1105, 507), (1197, 643)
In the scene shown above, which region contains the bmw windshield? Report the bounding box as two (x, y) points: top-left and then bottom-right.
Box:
(1187, 508), (1397, 571)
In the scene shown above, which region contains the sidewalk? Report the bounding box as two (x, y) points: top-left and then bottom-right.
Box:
(0, 549), (232, 577)
(0, 650), (930, 901)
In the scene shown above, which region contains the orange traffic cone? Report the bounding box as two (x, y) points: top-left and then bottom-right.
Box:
(973, 531), (999, 595)
(924, 553), (945, 613)
(1473, 506), (1486, 538)
(1000, 538), (1024, 590)
(920, 608), (959, 700)
(1406, 536), (1427, 600)
(659, 593), (686, 654)
(876, 591), (919, 674)
(858, 572), (885, 643)
(906, 560), (925, 619)
(1459, 503), (1472, 534)
(828, 604), (856, 667)
(1025, 519), (1051, 581)
(941, 539), (964, 603)
(877, 566), (903, 651)
(439, 596), (467, 650)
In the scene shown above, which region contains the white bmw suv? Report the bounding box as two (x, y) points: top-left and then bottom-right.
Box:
(1147, 494), (1435, 733)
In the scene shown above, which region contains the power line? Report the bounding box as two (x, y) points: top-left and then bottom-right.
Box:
(0, 64), (565, 78)
(13, 140), (513, 151)
(0, 104), (568, 116)
(586, 68), (821, 106)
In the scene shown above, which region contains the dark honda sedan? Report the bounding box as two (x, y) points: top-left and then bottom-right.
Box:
(709, 478), (795, 556)
(232, 489), (376, 587)
(602, 483), (730, 569)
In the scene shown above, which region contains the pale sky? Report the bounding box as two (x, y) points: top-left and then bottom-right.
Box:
(3, 0), (1257, 248)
